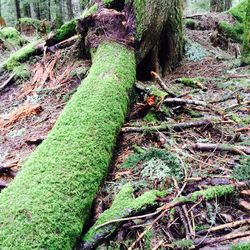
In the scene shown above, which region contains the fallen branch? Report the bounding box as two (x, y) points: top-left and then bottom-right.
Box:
(122, 119), (212, 133)
(197, 218), (250, 235)
(194, 230), (250, 247)
(209, 89), (243, 104)
(151, 71), (177, 97)
(0, 73), (15, 92)
(164, 98), (207, 107)
(0, 181), (8, 190)
(81, 183), (163, 250)
(191, 143), (250, 155)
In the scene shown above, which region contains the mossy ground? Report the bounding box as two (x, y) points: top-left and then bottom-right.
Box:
(0, 42), (136, 249)
(0, 27), (27, 48)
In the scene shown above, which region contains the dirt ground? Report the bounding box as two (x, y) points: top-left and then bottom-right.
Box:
(0, 12), (250, 250)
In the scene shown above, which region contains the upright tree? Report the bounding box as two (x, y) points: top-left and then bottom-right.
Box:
(15, 0), (21, 19)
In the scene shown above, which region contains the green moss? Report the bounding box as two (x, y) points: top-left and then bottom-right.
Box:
(83, 183), (165, 246)
(231, 242), (250, 250)
(171, 239), (194, 250)
(185, 19), (199, 30)
(229, 0), (248, 23)
(53, 20), (77, 43)
(143, 112), (158, 123)
(149, 85), (167, 99)
(0, 42), (136, 250)
(218, 21), (244, 42)
(232, 156), (250, 181)
(12, 64), (30, 79)
(0, 27), (27, 48)
(2, 39), (42, 72)
(81, 3), (98, 18)
(176, 77), (204, 88)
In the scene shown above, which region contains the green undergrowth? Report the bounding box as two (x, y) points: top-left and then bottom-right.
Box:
(0, 42), (136, 249)
(218, 21), (244, 42)
(81, 3), (98, 18)
(0, 27), (27, 48)
(217, 1), (248, 44)
(82, 183), (165, 248)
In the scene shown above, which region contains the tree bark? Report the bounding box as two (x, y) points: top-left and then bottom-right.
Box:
(210, 0), (232, 12)
(0, 1), (183, 249)
(15, 0), (21, 19)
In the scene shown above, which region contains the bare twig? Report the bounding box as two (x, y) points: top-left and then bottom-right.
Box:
(122, 119), (212, 133)
(197, 218), (250, 235)
(164, 98), (207, 107)
(0, 73), (15, 92)
(191, 143), (250, 155)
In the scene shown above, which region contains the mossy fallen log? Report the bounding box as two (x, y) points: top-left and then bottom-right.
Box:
(82, 183), (165, 250)
(0, 1), (183, 249)
(0, 41), (136, 249)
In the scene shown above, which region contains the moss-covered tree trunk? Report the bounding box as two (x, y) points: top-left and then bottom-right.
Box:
(242, 0), (250, 65)
(0, 1), (183, 249)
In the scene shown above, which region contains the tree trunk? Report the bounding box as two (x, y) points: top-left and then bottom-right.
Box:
(0, 1), (183, 249)
(210, 0), (232, 12)
(242, 0), (250, 65)
(66, 0), (74, 20)
(15, 0), (21, 19)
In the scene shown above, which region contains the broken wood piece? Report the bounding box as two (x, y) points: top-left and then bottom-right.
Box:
(240, 190), (250, 197)
(191, 143), (250, 155)
(0, 73), (15, 92)
(48, 35), (79, 53)
(239, 200), (250, 212)
(122, 119), (212, 133)
(164, 98), (207, 107)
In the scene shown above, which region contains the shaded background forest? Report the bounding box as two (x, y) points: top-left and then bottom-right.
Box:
(0, 0), (83, 26)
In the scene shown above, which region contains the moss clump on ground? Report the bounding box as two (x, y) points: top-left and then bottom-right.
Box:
(176, 77), (204, 88)
(242, 0), (250, 65)
(0, 42), (136, 249)
(232, 156), (250, 181)
(0, 27), (27, 48)
(82, 183), (165, 249)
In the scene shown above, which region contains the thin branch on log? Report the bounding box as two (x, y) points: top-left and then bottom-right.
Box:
(191, 143), (250, 155)
(225, 101), (250, 112)
(164, 98), (207, 107)
(197, 218), (250, 235)
(121, 119), (212, 133)
(0, 73), (16, 92)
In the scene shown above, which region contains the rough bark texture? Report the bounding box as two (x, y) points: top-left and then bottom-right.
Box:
(242, 0), (250, 65)
(0, 1), (183, 249)
(211, 0), (232, 12)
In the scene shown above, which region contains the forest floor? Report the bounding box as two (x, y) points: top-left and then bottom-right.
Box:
(0, 12), (250, 250)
